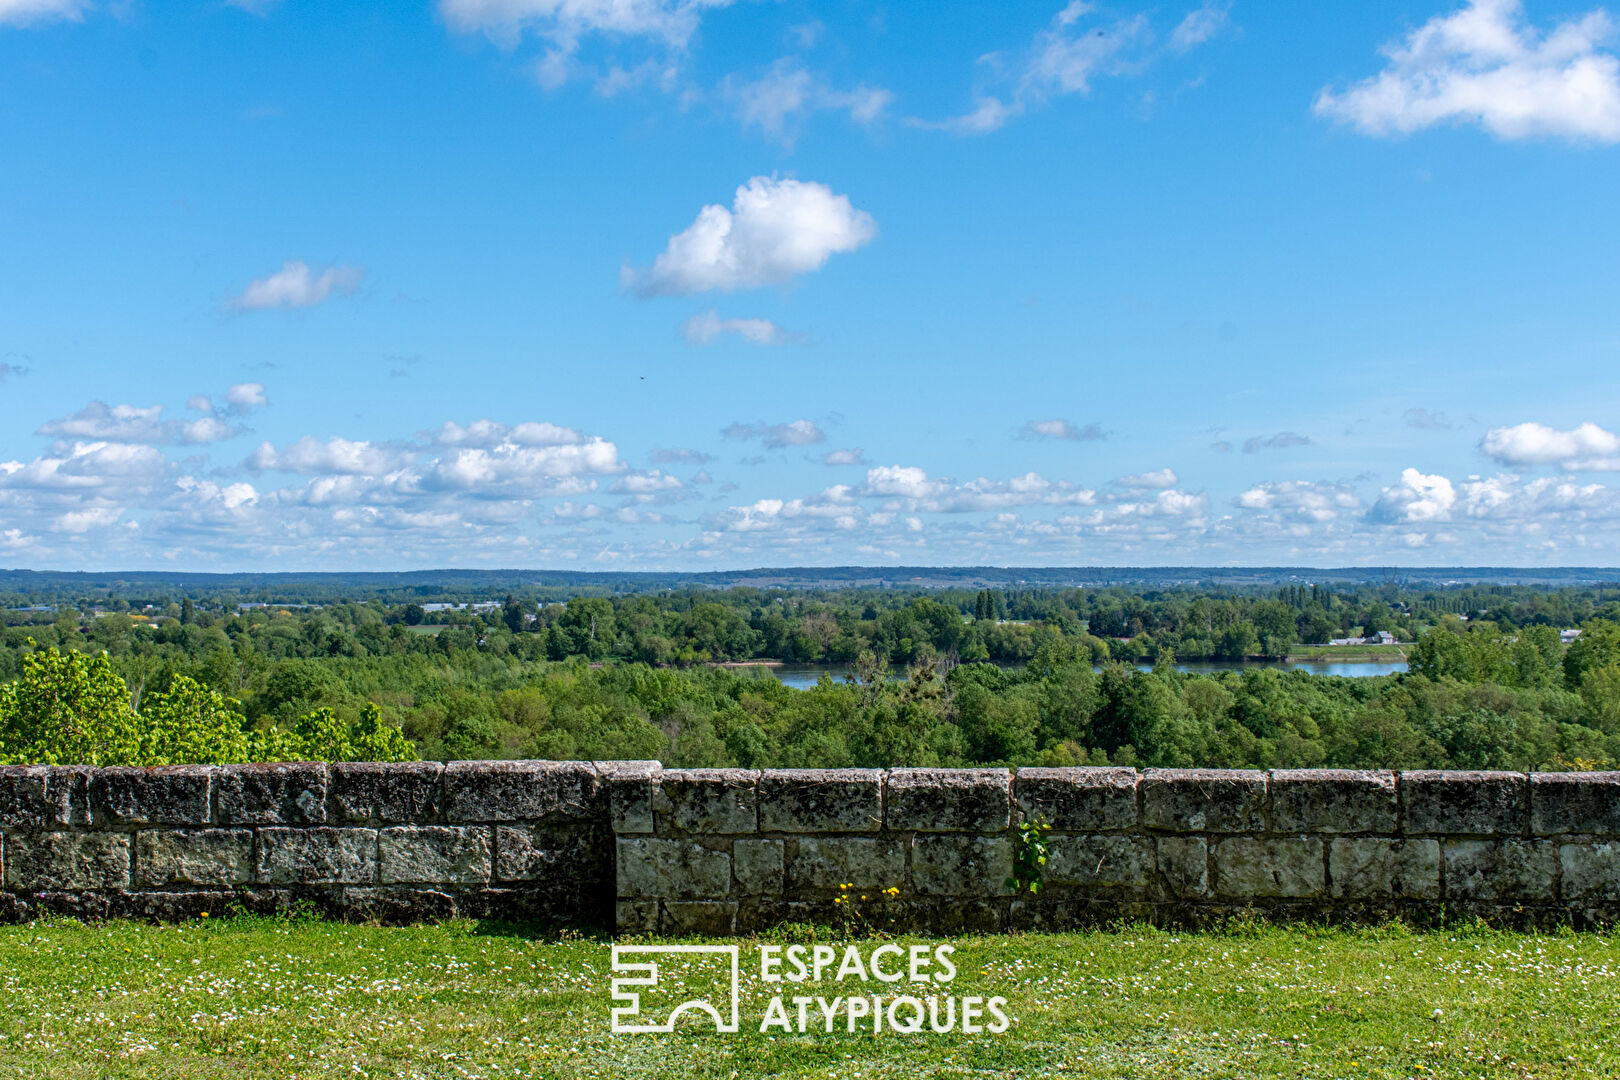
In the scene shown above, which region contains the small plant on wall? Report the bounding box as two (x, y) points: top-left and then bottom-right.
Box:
(1006, 817), (1052, 895)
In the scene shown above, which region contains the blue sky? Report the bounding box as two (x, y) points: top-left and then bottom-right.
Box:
(2, 0), (1619, 571)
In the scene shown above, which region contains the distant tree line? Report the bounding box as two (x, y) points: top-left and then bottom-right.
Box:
(2, 583), (1619, 770)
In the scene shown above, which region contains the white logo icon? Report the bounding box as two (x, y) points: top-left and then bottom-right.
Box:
(610, 944), (741, 1033)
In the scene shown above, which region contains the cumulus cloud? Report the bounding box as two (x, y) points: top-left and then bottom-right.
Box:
(721, 58), (893, 143)
(822, 448), (867, 466)
(721, 419), (825, 449)
(246, 437), (406, 476)
(1242, 431), (1312, 453)
(1115, 468), (1179, 489)
(37, 401), (247, 445)
(430, 419), (585, 449)
(230, 260), (364, 311)
(680, 310), (796, 346)
(0, 0), (88, 26)
(624, 176), (876, 297)
(1369, 468), (1458, 523)
(1235, 480), (1361, 523)
(862, 465), (1097, 513)
(1019, 418), (1105, 442)
(1315, 0), (1620, 142)
(1480, 420), (1620, 469)
(610, 469), (683, 494)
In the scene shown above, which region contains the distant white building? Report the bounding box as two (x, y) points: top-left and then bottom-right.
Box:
(1561, 628), (1583, 645)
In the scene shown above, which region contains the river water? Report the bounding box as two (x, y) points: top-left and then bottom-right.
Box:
(749, 659), (1407, 690)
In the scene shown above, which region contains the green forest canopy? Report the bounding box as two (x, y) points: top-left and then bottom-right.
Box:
(3, 580), (1619, 770)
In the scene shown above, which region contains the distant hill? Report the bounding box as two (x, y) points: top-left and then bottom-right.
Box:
(4, 565), (1619, 604)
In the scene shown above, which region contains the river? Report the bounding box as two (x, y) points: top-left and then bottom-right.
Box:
(746, 659), (1408, 690)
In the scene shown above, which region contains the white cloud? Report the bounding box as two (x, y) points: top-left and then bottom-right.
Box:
(226, 382), (268, 409)
(1115, 468), (1179, 489)
(0, 0), (88, 26)
(862, 465), (1097, 513)
(680, 310), (795, 346)
(36, 401), (244, 445)
(625, 176), (876, 297)
(230, 260), (364, 311)
(1369, 468), (1458, 523)
(1315, 0), (1620, 142)
(721, 58), (893, 143)
(1019, 418), (1105, 442)
(822, 448), (867, 466)
(722, 419), (825, 448)
(610, 469), (683, 494)
(1480, 420), (1620, 469)
(1235, 480), (1361, 523)
(247, 436), (406, 476)
(1170, 1), (1230, 53)
(439, 0), (727, 47)
(431, 419), (585, 448)
(919, 2), (1159, 135)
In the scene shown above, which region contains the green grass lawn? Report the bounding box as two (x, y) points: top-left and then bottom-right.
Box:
(0, 916), (1615, 1078)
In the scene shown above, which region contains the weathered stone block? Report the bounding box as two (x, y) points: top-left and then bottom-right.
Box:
(216, 763), (329, 825)
(1142, 769), (1267, 833)
(110, 890), (235, 922)
(1560, 842), (1620, 900)
(136, 829), (253, 887)
(442, 760), (600, 824)
(1270, 770), (1396, 834)
(257, 827), (377, 885)
(4, 832), (130, 890)
(1329, 838), (1440, 899)
(886, 769), (1010, 832)
(616, 899), (659, 933)
(1444, 839), (1557, 901)
(788, 836), (906, 891)
(493, 824), (606, 883)
(1044, 833), (1155, 890)
(93, 765), (214, 827)
(379, 826), (491, 884)
(655, 769), (757, 834)
(1531, 773), (1620, 836)
(1402, 771), (1526, 836)
(662, 901), (737, 935)
(332, 762), (444, 824)
(1043, 833), (1154, 890)
(734, 838), (784, 895)
(344, 887), (458, 925)
(911, 835), (1014, 896)
(0, 766), (89, 828)
(1213, 837), (1324, 898)
(616, 838), (731, 899)
(1156, 836), (1208, 899)
(758, 769), (882, 833)
(598, 761), (661, 835)
(1014, 767), (1137, 832)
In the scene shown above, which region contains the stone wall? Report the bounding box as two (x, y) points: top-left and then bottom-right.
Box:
(3, 762), (1618, 931)
(0, 761), (619, 924)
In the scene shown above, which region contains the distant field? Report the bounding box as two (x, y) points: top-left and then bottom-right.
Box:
(404, 624), (448, 635)
(0, 917), (1614, 1078)
(1286, 643), (1408, 662)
